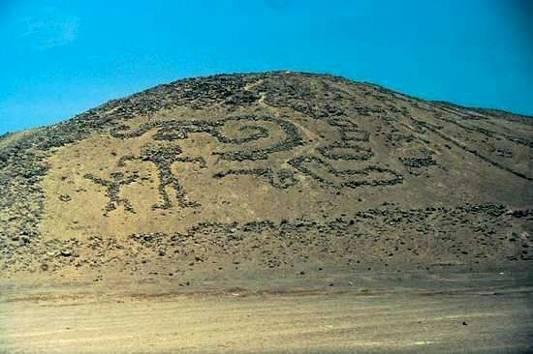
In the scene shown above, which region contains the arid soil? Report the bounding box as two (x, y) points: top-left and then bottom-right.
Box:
(1, 271), (532, 354)
(1, 72), (532, 276)
(0, 72), (531, 353)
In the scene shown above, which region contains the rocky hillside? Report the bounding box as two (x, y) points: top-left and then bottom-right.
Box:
(1, 72), (532, 280)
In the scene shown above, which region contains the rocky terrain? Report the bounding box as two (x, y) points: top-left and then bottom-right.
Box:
(0, 71), (531, 280)
(1, 72), (532, 353)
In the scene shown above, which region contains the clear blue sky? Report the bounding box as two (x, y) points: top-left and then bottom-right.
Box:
(0, 0), (532, 134)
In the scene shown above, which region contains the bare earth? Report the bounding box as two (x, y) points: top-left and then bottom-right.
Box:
(1, 271), (532, 354)
(1, 73), (532, 353)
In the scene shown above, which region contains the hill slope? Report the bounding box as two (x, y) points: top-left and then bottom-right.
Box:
(1, 72), (532, 281)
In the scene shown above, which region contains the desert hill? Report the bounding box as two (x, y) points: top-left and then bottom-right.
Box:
(0, 71), (532, 282)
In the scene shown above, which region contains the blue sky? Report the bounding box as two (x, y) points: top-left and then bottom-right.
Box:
(0, 0), (532, 134)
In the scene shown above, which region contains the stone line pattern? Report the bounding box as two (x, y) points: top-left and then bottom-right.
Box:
(288, 156), (403, 188)
(83, 115), (305, 211)
(110, 115), (304, 162)
(84, 114), (407, 213)
(83, 172), (140, 216)
(213, 168), (298, 189)
(375, 89), (533, 182)
(317, 117), (374, 161)
(409, 116), (533, 181)
(119, 144), (207, 210)
(83, 145), (208, 213)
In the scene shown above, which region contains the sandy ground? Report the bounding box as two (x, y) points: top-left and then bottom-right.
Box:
(1, 271), (532, 354)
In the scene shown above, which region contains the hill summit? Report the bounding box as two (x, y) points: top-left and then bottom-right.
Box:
(1, 72), (532, 280)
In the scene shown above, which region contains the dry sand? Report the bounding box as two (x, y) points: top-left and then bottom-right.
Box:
(1, 271), (532, 354)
